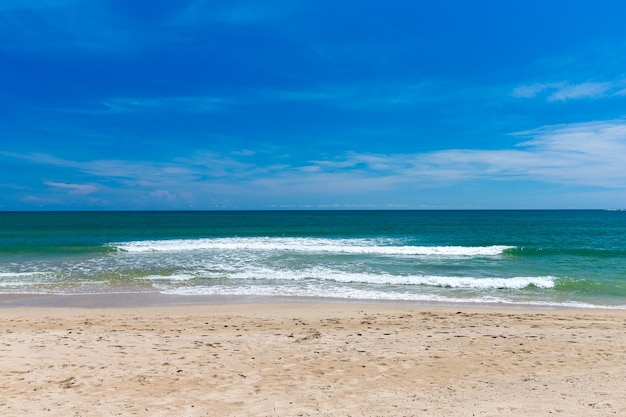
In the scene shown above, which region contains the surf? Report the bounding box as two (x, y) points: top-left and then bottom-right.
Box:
(109, 237), (514, 257)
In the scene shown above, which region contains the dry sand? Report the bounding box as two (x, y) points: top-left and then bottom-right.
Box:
(1, 302), (626, 416)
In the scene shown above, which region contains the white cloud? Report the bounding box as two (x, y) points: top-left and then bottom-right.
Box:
(210, 119), (626, 198)
(44, 181), (98, 195)
(512, 80), (626, 102)
(300, 119), (626, 189)
(230, 149), (256, 156)
(511, 83), (550, 99)
(150, 189), (177, 201)
(547, 82), (613, 102)
(6, 119), (626, 206)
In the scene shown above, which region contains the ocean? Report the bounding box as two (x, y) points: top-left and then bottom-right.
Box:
(1, 210), (625, 308)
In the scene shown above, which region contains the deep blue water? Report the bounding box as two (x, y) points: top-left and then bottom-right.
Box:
(1, 210), (625, 308)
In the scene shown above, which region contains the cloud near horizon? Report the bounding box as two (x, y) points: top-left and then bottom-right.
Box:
(3, 118), (624, 209)
(43, 181), (98, 195)
(302, 119), (626, 190)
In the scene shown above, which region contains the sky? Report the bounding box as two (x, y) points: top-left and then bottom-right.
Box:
(2, 0), (626, 210)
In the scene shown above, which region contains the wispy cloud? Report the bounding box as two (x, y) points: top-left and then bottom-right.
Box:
(257, 80), (487, 111)
(547, 82), (614, 102)
(1, 152), (194, 188)
(27, 95), (234, 116)
(100, 96), (231, 113)
(510, 83), (549, 99)
(512, 80), (626, 102)
(44, 181), (97, 195)
(4, 119), (626, 207)
(271, 119), (626, 190)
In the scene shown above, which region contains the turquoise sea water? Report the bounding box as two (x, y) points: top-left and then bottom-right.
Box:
(1, 210), (625, 308)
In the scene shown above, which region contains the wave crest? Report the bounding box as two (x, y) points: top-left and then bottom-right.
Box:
(110, 237), (514, 257)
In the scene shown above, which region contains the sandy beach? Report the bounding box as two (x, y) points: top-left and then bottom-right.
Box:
(2, 302), (626, 416)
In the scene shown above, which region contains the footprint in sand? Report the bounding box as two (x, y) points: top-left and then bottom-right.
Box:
(58, 377), (78, 389)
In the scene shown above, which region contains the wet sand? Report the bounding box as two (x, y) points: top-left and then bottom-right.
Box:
(1, 302), (626, 416)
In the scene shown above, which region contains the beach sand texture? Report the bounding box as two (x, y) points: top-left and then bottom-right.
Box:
(2, 303), (626, 416)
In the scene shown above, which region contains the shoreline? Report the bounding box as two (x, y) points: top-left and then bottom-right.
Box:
(1, 291), (624, 311)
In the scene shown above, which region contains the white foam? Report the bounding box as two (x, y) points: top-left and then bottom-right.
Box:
(110, 237), (513, 257)
(138, 264), (555, 290)
(0, 271), (52, 288)
(138, 274), (196, 282)
(156, 284), (626, 309)
(0, 272), (44, 278)
(241, 267), (554, 289)
(154, 283), (452, 301)
(397, 275), (556, 289)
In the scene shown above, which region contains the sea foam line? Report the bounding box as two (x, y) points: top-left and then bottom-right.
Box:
(0, 272), (45, 278)
(155, 284), (625, 310)
(234, 270), (555, 289)
(110, 237), (514, 257)
(140, 267), (556, 290)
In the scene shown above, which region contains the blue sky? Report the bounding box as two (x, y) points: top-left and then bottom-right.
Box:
(2, 0), (626, 209)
